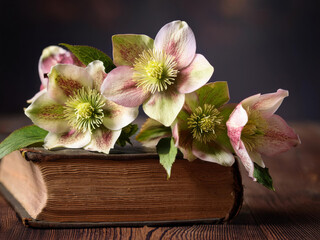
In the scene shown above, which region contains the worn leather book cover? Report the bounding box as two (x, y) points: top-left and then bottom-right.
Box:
(0, 148), (243, 228)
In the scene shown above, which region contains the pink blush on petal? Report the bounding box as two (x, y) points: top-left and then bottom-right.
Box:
(56, 77), (83, 97)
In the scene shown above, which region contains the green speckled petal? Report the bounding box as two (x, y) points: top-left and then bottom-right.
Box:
(85, 127), (121, 154)
(112, 34), (154, 66)
(25, 91), (69, 134)
(47, 64), (93, 104)
(44, 130), (91, 149)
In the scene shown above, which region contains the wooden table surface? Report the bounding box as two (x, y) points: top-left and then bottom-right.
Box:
(0, 116), (319, 240)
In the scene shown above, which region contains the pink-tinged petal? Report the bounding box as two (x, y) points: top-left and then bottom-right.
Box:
(251, 89), (289, 118)
(85, 128), (121, 154)
(112, 34), (154, 66)
(47, 64), (93, 104)
(256, 114), (301, 156)
(143, 90), (185, 127)
(102, 100), (139, 131)
(24, 91), (70, 133)
(176, 54), (213, 94)
(40, 84), (46, 91)
(38, 46), (72, 87)
(227, 103), (265, 179)
(226, 104), (248, 150)
(38, 46), (84, 87)
(86, 60), (107, 90)
(192, 141), (234, 166)
(101, 66), (150, 107)
(215, 104), (236, 152)
(234, 140), (255, 180)
(44, 129), (91, 150)
(154, 20), (196, 69)
(172, 122), (179, 147)
(27, 89), (47, 104)
(241, 94), (261, 109)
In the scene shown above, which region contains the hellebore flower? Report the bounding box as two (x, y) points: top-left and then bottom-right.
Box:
(29, 46), (84, 103)
(101, 20), (214, 127)
(38, 45), (83, 90)
(172, 82), (235, 166)
(25, 60), (138, 154)
(226, 89), (301, 180)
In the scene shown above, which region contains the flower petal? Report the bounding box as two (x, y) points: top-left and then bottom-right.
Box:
(24, 91), (70, 133)
(226, 103), (266, 179)
(173, 102), (194, 160)
(154, 20), (196, 69)
(249, 151), (265, 168)
(172, 122), (196, 161)
(44, 130), (91, 149)
(136, 118), (172, 147)
(38, 46), (74, 87)
(112, 34), (154, 66)
(102, 99), (139, 131)
(181, 91), (198, 115)
(196, 82), (230, 108)
(86, 60), (107, 90)
(176, 54), (213, 94)
(85, 127), (121, 154)
(47, 64), (93, 104)
(235, 140), (256, 180)
(241, 94), (261, 108)
(257, 114), (301, 156)
(214, 104), (236, 152)
(192, 141), (235, 166)
(101, 66), (150, 107)
(27, 89), (47, 104)
(180, 146), (197, 161)
(171, 122), (179, 147)
(245, 89), (289, 118)
(143, 90), (185, 127)
(226, 104), (248, 150)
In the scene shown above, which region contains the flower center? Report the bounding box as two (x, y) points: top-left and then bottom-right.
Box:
(133, 49), (178, 94)
(76, 103), (94, 119)
(241, 107), (267, 151)
(64, 88), (105, 132)
(145, 61), (164, 79)
(187, 104), (224, 143)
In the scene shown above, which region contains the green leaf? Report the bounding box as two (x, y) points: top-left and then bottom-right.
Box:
(253, 163), (275, 191)
(116, 124), (139, 147)
(156, 137), (178, 179)
(0, 125), (48, 159)
(136, 118), (171, 146)
(60, 43), (116, 73)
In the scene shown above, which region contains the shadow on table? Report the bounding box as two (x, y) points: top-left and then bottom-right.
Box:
(232, 203), (320, 226)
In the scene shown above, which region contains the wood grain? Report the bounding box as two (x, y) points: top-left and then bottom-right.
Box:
(1, 120), (320, 239)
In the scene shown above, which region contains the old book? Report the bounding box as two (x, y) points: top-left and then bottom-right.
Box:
(0, 147), (243, 228)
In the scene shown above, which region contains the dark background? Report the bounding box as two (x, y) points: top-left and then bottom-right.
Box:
(1, 0), (319, 121)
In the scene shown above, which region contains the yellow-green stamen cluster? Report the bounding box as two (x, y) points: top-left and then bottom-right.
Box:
(133, 49), (178, 94)
(187, 104), (224, 143)
(64, 88), (105, 132)
(241, 107), (267, 151)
